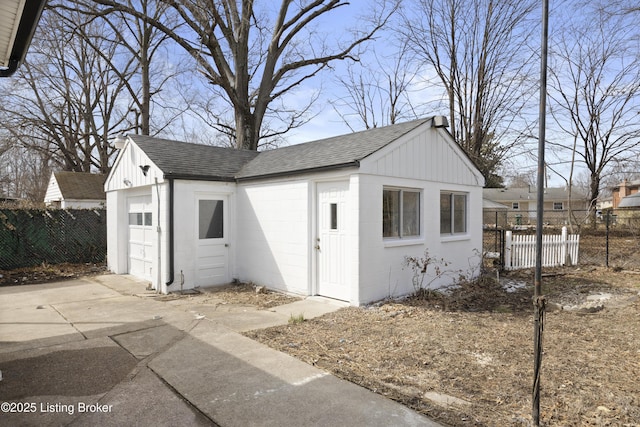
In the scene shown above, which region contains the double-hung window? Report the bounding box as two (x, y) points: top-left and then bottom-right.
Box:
(440, 192), (467, 235)
(383, 188), (420, 239)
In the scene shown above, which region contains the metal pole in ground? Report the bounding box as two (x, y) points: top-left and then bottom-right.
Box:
(606, 210), (610, 268)
(533, 0), (549, 424)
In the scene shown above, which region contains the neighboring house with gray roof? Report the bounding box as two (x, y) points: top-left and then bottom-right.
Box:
(616, 191), (640, 227)
(44, 172), (106, 209)
(618, 192), (640, 209)
(104, 117), (485, 305)
(483, 186), (589, 226)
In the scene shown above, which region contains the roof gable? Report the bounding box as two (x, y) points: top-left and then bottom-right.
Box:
(359, 124), (485, 186)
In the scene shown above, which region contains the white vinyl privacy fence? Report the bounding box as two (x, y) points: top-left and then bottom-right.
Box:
(504, 227), (580, 270)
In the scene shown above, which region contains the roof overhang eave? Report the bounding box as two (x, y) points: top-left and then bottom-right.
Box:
(163, 173), (237, 183)
(235, 161), (360, 183)
(0, 0), (47, 77)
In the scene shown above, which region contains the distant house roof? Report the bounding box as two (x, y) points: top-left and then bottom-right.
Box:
(618, 192), (640, 208)
(483, 187), (588, 202)
(128, 117), (435, 181)
(483, 198), (508, 210)
(613, 179), (640, 190)
(54, 172), (106, 200)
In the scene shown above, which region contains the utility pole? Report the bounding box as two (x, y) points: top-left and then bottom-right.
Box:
(533, 0), (549, 425)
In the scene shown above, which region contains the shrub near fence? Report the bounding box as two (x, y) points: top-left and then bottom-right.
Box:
(0, 208), (107, 270)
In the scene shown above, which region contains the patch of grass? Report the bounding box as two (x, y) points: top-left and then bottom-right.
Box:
(288, 313), (305, 324)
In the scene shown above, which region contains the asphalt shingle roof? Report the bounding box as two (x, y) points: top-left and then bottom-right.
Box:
(619, 192), (640, 208)
(54, 172), (105, 200)
(131, 135), (259, 180)
(129, 118), (432, 181)
(236, 118), (431, 179)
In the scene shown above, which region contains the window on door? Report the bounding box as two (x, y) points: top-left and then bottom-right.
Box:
(330, 203), (338, 230)
(128, 212), (152, 226)
(199, 200), (224, 239)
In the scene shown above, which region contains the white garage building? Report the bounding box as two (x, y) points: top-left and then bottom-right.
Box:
(104, 117), (484, 305)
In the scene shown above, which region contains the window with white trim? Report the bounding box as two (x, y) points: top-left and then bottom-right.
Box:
(512, 202), (519, 210)
(440, 192), (467, 235)
(553, 202), (563, 210)
(383, 188), (420, 238)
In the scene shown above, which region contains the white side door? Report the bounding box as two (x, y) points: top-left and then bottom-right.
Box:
(195, 195), (229, 286)
(316, 181), (350, 301)
(128, 195), (153, 281)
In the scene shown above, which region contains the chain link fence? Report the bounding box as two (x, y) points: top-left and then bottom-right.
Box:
(483, 209), (640, 270)
(0, 208), (107, 270)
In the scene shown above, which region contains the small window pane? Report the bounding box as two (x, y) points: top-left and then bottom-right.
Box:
(199, 200), (223, 239)
(440, 193), (451, 233)
(330, 203), (338, 230)
(553, 202), (563, 210)
(383, 190), (400, 237)
(453, 194), (466, 233)
(129, 213), (142, 225)
(402, 191), (420, 237)
(144, 212), (152, 226)
(512, 202), (519, 210)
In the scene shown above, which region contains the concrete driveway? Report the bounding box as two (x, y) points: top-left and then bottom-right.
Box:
(0, 275), (441, 426)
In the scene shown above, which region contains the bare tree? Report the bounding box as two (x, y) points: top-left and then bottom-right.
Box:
(88, 0), (398, 150)
(330, 43), (422, 130)
(547, 3), (640, 222)
(0, 1), (187, 173)
(0, 6), (136, 173)
(0, 133), (54, 202)
(400, 0), (538, 187)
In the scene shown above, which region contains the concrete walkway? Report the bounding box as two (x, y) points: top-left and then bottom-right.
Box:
(0, 275), (442, 426)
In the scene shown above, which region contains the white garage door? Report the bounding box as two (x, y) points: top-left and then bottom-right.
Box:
(128, 195), (153, 281)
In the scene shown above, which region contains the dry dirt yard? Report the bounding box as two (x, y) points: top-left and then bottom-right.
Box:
(3, 264), (639, 426)
(244, 268), (640, 427)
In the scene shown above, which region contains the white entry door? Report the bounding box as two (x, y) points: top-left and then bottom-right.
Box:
(317, 181), (349, 301)
(128, 195), (153, 281)
(195, 195), (229, 286)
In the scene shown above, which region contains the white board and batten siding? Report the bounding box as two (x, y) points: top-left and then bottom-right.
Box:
(104, 139), (166, 290)
(504, 227), (580, 270)
(43, 173), (62, 204)
(104, 139), (163, 192)
(360, 128), (483, 187)
(356, 126), (485, 304)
